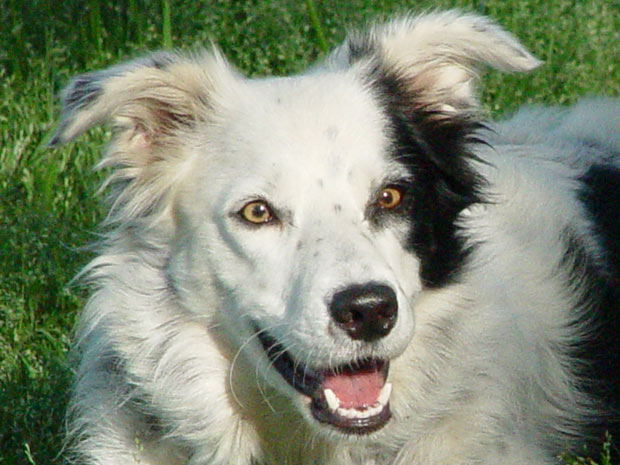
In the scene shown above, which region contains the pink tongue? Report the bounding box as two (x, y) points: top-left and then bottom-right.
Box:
(321, 366), (384, 409)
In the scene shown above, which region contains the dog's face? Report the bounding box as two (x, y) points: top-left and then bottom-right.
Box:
(50, 11), (539, 438)
(171, 71), (421, 434)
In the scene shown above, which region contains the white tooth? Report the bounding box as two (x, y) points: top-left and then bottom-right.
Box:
(367, 405), (380, 417)
(338, 407), (354, 418)
(335, 404), (381, 420)
(362, 407), (376, 418)
(378, 382), (392, 406)
(323, 389), (340, 411)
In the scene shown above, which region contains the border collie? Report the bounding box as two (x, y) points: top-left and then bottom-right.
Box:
(50, 10), (619, 465)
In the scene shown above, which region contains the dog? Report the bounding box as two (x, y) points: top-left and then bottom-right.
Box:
(50, 10), (619, 465)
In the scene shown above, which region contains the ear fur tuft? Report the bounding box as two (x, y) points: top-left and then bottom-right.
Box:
(48, 50), (231, 147)
(326, 10), (541, 111)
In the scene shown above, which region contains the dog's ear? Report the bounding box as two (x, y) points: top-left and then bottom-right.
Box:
(49, 50), (234, 223)
(48, 50), (230, 149)
(327, 10), (541, 112)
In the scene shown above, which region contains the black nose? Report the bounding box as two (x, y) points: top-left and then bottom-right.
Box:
(329, 283), (398, 341)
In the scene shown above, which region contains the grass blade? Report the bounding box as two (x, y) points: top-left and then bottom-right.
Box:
(305, 0), (328, 53)
(162, 0), (172, 48)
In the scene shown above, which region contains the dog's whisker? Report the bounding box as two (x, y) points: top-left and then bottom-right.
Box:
(228, 326), (275, 411)
(301, 346), (317, 390)
(245, 322), (294, 413)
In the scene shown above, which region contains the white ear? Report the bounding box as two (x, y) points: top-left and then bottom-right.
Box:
(49, 50), (235, 224)
(327, 10), (541, 111)
(49, 50), (232, 148)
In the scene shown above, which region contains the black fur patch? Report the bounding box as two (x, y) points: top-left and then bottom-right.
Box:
(580, 164), (620, 279)
(148, 52), (178, 70)
(569, 163), (620, 453)
(367, 64), (485, 287)
(64, 74), (103, 111)
(346, 33), (377, 64)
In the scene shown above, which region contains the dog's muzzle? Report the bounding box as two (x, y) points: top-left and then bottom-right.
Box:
(254, 282), (397, 434)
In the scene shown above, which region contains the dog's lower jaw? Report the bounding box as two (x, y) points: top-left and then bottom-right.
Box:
(254, 325), (393, 435)
(310, 383), (392, 435)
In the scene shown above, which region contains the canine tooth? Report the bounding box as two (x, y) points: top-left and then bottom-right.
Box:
(323, 389), (340, 411)
(378, 382), (392, 406)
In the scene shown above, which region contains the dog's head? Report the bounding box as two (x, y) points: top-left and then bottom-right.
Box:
(50, 11), (538, 438)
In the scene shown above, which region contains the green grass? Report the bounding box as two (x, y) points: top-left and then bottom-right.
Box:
(0, 0), (618, 463)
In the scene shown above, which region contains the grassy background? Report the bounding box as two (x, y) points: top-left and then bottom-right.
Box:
(0, 0), (618, 463)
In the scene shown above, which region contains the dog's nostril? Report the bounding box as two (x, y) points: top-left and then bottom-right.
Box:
(329, 283), (398, 341)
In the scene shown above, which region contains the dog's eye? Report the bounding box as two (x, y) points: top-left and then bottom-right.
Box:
(239, 200), (277, 225)
(376, 187), (403, 210)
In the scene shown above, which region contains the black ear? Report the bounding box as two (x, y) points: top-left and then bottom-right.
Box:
(326, 10), (541, 112)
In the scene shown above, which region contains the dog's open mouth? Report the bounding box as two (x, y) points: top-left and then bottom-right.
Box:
(256, 329), (392, 434)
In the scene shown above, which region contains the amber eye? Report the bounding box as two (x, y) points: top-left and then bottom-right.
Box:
(376, 187), (403, 210)
(239, 200), (276, 224)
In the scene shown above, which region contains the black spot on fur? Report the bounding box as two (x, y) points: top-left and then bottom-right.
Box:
(334, 204), (342, 213)
(100, 352), (126, 377)
(147, 52), (177, 70)
(346, 33), (377, 64)
(326, 125), (339, 140)
(65, 75), (103, 111)
(47, 125), (67, 147)
(127, 396), (167, 440)
(367, 64), (485, 287)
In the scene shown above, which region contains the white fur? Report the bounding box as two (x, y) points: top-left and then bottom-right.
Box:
(51, 11), (619, 465)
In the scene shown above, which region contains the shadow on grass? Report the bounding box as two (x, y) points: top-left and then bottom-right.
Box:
(0, 207), (94, 464)
(0, 355), (72, 465)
